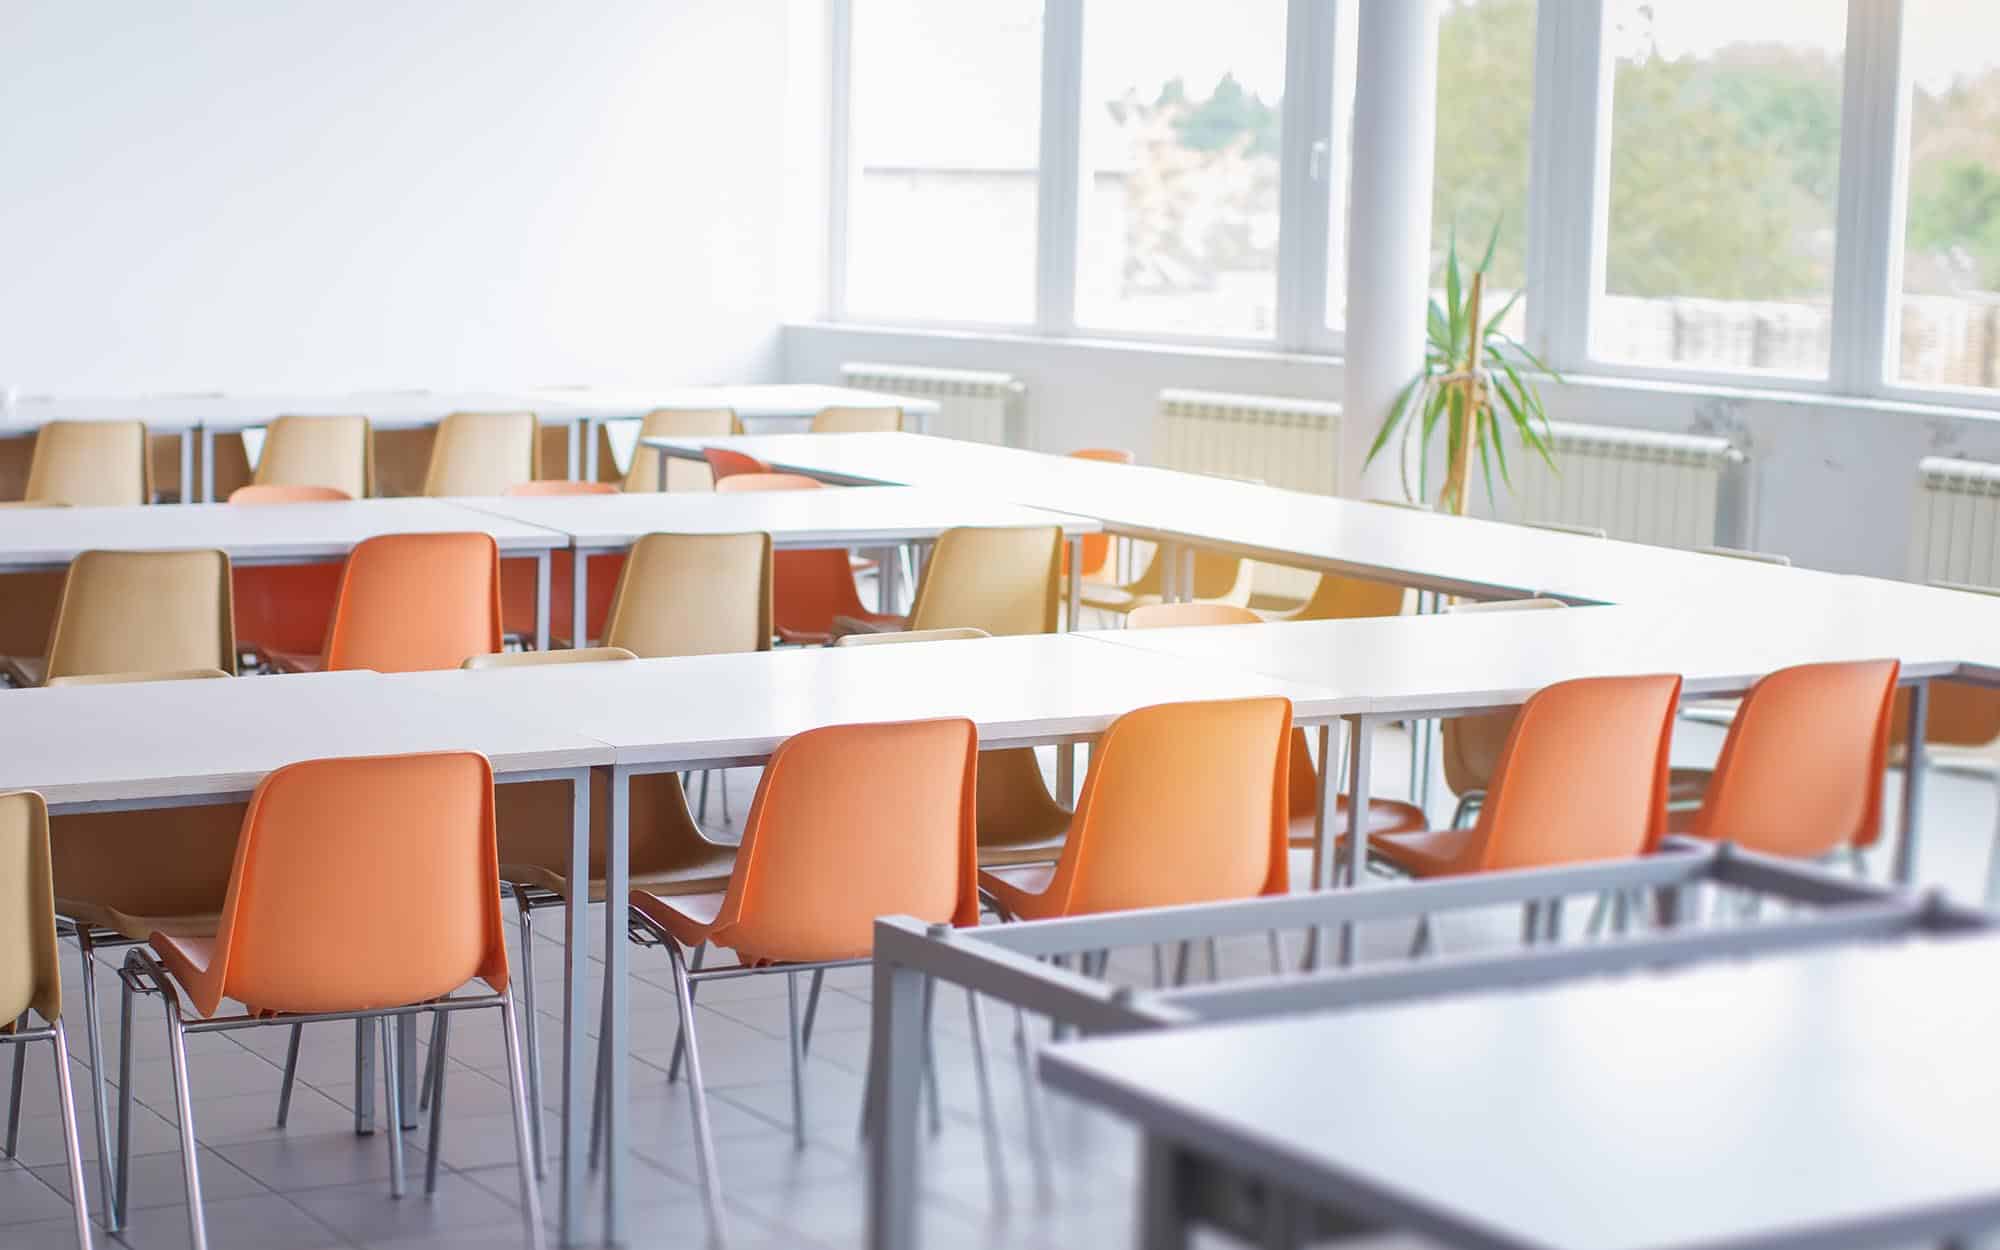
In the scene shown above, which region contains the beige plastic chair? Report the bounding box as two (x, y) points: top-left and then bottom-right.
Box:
(840, 526), (1064, 638)
(835, 627), (1069, 863)
(254, 415), (373, 499)
(25, 421), (151, 506)
(46, 667), (232, 688)
(0, 792), (93, 1250)
(421, 411), (540, 497)
(1438, 597), (1568, 827)
(601, 532), (774, 658)
(3, 550), (237, 688)
(1264, 571), (1408, 622)
(619, 409), (742, 492)
(810, 405), (903, 434)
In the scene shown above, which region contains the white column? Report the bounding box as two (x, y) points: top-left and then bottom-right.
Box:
(1342, 0), (1440, 501)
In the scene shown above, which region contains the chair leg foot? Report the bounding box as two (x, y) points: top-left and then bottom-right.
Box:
(380, 1017), (406, 1199)
(3, 1018), (24, 1158)
(786, 973), (807, 1151)
(513, 895), (548, 1178)
(799, 968), (825, 1056)
(497, 998), (547, 1249)
(49, 1022), (93, 1250)
(162, 995), (210, 1250)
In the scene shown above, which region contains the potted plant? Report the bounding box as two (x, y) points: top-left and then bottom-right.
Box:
(1364, 225), (1560, 515)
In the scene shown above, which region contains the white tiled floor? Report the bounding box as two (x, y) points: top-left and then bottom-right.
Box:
(5, 720), (1994, 1249)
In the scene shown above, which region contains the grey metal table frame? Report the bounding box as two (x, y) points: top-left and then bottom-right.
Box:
(864, 840), (1992, 1250)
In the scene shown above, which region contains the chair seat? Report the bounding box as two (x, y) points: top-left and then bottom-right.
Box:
(628, 888), (727, 949)
(1076, 585), (1139, 613)
(975, 836), (1066, 868)
(977, 862), (1059, 920)
(1347, 826), (1480, 878)
(59, 899), (219, 944)
(828, 613), (908, 639)
(503, 847), (736, 903)
(150, 933), (220, 1014)
(1287, 795), (1427, 845)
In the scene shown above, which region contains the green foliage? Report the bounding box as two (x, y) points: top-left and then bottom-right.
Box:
(1909, 160), (2000, 290)
(1155, 72), (1280, 159)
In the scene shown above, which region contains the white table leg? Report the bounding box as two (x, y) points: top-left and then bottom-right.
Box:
(567, 420), (583, 482)
(1066, 536), (1083, 631)
(603, 765), (633, 1245)
(1895, 681), (1929, 884)
(187, 430), (202, 505)
(535, 551), (552, 652)
(558, 769), (591, 1246)
(1177, 546), (1196, 603)
(571, 548), (589, 650)
(876, 547), (900, 615)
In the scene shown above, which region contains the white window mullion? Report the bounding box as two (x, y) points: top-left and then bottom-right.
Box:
(1527, 1), (1609, 373)
(1827, 0), (1907, 398)
(1276, 0), (1336, 354)
(1034, 0), (1085, 336)
(824, 0), (854, 323)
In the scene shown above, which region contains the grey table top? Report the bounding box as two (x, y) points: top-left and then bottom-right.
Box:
(1040, 932), (2000, 1250)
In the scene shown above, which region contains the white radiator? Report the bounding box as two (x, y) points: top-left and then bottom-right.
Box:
(1152, 388), (1342, 494)
(1497, 421), (1745, 549)
(839, 362), (1024, 446)
(1910, 456), (2000, 586)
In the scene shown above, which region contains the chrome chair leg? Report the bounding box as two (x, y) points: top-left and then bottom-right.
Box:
(276, 1025), (303, 1127)
(160, 991), (209, 1250)
(799, 968), (825, 1055)
(354, 1018), (375, 1136)
(395, 1015), (418, 1132)
(113, 977), (135, 1229)
(417, 1012), (442, 1114)
(425, 1012), (450, 1197)
(380, 1017), (406, 1198)
(73, 935), (117, 1213)
(3, 1015), (23, 1158)
(921, 976), (942, 1138)
(512, 893), (548, 1177)
(665, 941), (706, 1082)
(49, 1022), (95, 1250)
(496, 997), (548, 1250)
(965, 990), (1008, 1211)
(1012, 1003), (1054, 1205)
(786, 973), (807, 1150)
(666, 940), (726, 1245)
(588, 974), (611, 1172)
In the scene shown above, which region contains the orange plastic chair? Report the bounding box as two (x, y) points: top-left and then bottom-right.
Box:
(1123, 604), (1426, 880)
(1360, 674), (1683, 879)
(626, 719), (980, 1234)
(496, 480), (622, 642)
(0, 790), (94, 1250)
(713, 474), (896, 643)
(981, 698), (1292, 922)
(227, 485), (352, 662)
(1683, 659), (1899, 860)
(1064, 449), (1134, 579)
(116, 753), (541, 1247)
(714, 473), (823, 493)
(703, 447), (769, 482)
(504, 480), (619, 497)
(300, 533), (503, 672)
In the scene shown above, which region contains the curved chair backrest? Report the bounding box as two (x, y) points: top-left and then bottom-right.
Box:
(1475, 673), (1683, 869)
(422, 411), (540, 497)
(45, 667), (232, 688)
(622, 409), (741, 492)
(255, 415), (372, 499)
(503, 479), (620, 497)
(1125, 602), (1260, 630)
(1280, 571), (1408, 621)
(715, 473), (824, 493)
(810, 406), (902, 434)
(323, 532), (503, 671)
(46, 549), (237, 682)
(708, 719), (978, 963)
(26, 420), (151, 507)
(601, 531), (773, 658)
(702, 447), (769, 482)
(1440, 597), (1568, 796)
(0, 792), (62, 1027)
(909, 526), (1063, 637)
(1694, 659), (1899, 857)
(183, 753), (507, 1016)
(1033, 699), (1291, 916)
(228, 483), (351, 504)
(835, 627), (992, 647)
(462, 646), (639, 669)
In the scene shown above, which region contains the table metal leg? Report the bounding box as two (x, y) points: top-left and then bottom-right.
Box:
(558, 769), (591, 1246)
(535, 551), (551, 652)
(1178, 546), (1196, 603)
(571, 548), (589, 650)
(1065, 536), (1083, 631)
(187, 430), (202, 505)
(569, 419), (585, 482)
(1895, 680), (1929, 885)
(1159, 542), (1180, 601)
(584, 418), (601, 482)
(603, 765), (633, 1246)
(1304, 721), (1341, 968)
(657, 444), (674, 491)
(865, 952), (930, 1250)
(876, 546), (901, 615)
(1137, 1136), (1193, 1250)
(1338, 714), (1375, 966)
(1057, 743), (1076, 808)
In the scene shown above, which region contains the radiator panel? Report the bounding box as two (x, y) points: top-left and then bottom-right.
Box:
(1497, 421), (1742, 550)
(839, 362), (1023, 446)
(1152, 388), (1342, 495)
(1911, 457), (2000, 587)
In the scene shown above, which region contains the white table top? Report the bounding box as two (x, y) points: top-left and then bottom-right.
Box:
(1041, 932), (2000, 1250)
(637, 433), (1819, 607)
(0, 670), (609, 807)
(5, 391), (586, 434)
(449, 486), (1096, 551)
(0, 498), (566, 570)
(1082, 602), (1993, 717)
(392, 632), (1351, 769)
(535, 384), (939, 422)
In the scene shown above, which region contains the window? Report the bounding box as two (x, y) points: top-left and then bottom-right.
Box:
(843, 0), (1044, 324)
(1895, 0), (2000, 394)
(1430, 0), (1536, 340)
(1594, 0), (1847, 377)
(1074, 0), (1287, 338)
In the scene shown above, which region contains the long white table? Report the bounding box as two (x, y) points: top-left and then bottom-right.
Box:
(393, 632), (1352, 1246)
(451, 486), (1100, 624)
(537, 384), (939, 480)
(0, 497), (570, 650)
(1041, 931), (2000, 1250)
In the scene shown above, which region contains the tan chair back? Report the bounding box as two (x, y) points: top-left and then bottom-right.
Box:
(462, 646), (639, 670)
(622, 409), (741, 492)
(0, 792), (62, 1026)
(1440, 597), (1567, 796)
(835, 627), (992, 647)
(26, 421), (151, 506)
(45, 667), (232, 688)
(810, 406), (902, 434)
(602, 532), (773, 658)
(256, 415), (373, 499)
(908, 526), (1063, 636)
(422, 411), (540, 497)
(44, 549), (237, 683)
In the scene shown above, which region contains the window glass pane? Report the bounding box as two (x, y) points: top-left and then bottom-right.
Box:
(1077, 0), (1286, 338)
(1897, 1), (2000, 392)
(1596, 0), (1846, 376)
(846, 0), (1042, 324)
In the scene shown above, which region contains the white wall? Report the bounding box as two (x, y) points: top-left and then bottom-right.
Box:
(783, 321), (2000, 580)
(0, 1), (790, 394)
